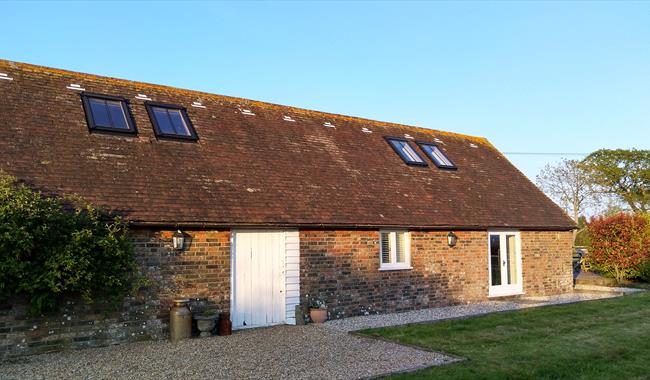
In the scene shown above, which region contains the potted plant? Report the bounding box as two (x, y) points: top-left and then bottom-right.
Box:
(193, 308), (219, 337)
(309, 300), (327, 323)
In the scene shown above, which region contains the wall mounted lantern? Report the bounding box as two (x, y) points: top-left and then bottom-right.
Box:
(172, 230), (185, 250)
(447, 231), (458, 248)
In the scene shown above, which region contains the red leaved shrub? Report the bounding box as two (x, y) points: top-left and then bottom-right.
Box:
(584, 213), (650, 283)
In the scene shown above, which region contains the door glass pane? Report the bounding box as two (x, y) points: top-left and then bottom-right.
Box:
(490, 235), (501, 286)
(506, 235), (517, 285)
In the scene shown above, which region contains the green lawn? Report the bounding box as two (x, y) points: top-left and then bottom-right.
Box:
(359, 292), (650, 380)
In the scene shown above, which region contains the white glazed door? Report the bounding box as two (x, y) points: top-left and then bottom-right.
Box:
(488, 231), (523, 297)
(232, 231), (286, 329)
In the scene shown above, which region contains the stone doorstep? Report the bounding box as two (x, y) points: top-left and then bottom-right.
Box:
(574, 284), (645, 295)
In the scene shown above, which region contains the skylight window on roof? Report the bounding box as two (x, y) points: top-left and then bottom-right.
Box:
(418, 142), (456, 169)
(386, 137), (427, 166)
(81, 93), (136, 134)
(145, 102), (198, 140)
(323, 122), (335, 128)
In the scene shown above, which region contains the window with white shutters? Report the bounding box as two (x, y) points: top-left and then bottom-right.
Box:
(379, 230), (411, 270)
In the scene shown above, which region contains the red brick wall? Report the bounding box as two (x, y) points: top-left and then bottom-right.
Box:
(2, 228), (573, 359)
(521, 231), (574, 295)
(131, 229), (231, 313)
(299, 230), (489, 319)
(300, 229), (573, 319)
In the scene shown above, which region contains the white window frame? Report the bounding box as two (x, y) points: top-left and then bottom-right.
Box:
(379, 230), (412, 271)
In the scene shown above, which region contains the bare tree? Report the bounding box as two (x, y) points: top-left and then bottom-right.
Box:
(535, 159), (597, 240)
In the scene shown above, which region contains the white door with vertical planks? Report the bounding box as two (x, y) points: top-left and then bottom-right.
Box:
(232, 231), (286, 329)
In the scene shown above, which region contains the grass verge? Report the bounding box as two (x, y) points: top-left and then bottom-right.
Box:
(359, 292), (650, 379)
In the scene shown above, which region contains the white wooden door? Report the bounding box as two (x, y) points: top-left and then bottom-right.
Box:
(488, 231), (523, 297)
(232, 231), (286, 329)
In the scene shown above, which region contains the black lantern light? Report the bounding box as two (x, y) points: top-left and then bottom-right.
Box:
(447, 231), (458, 247)
(172, 230), (185, 250)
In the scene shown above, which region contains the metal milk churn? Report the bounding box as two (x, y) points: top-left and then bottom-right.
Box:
(170, 299), (192, 342)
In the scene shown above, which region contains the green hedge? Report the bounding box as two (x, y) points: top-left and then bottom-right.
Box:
(0, 173), (139, 314)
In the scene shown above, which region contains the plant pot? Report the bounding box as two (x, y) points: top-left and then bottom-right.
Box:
(194, 315), (217, 337)
(309, 308), (327, 323)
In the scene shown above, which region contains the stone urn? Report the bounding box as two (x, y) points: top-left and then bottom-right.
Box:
(194, 312), (218, 337)
(309, 308), (327, 324)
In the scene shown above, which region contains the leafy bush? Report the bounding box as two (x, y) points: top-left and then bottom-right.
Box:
(0, 173), (139, 314)
(638, 260), (650, 282)
(583, 213), (650, 283)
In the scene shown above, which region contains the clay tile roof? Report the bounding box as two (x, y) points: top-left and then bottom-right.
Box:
(0, 59), (575, 230)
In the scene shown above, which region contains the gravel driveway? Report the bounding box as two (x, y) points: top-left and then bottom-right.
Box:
(0, 290), (636, 380)
(0, 325), (455, 380)
(325, 291), (625, 332)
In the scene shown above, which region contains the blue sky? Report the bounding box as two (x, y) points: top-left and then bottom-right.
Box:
(2, 1), (649, 180)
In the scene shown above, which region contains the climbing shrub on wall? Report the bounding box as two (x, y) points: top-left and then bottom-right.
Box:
(0, 173), (139, 314)
(584, 213), (650, 283)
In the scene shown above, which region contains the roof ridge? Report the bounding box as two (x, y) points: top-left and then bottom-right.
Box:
(0, 58), (491, 146)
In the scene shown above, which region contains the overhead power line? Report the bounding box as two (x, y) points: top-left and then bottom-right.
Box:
(502, 152), (588, 156)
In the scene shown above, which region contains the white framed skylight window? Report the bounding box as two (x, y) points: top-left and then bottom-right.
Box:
(417, 142), (457, 169)
(385, 137), (427, 166)
(379, 230), (412, 270)
(81, 93), (137, 134)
